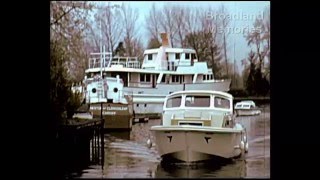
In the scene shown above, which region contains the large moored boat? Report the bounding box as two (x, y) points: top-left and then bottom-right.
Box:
(84, 33), (231, 117)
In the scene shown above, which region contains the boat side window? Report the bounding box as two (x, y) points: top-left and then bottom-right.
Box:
(161, 75), (166, 83)
(172, 75), (179, 83)
(146, 74), (150, 82)
(140, 73), (145, 82)
(185, 53), (190, 59)
(185, 96), (210, 107)
(140, 73), (151, 82)
(166, 96), (182, 108)
(175, 53), (180, 60)
(214, 97), (230, 109)
(191, 53), (196, 60)
(148, 54), (152, 61)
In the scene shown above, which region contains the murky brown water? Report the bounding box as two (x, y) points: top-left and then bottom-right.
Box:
(75, 104), (270, 178)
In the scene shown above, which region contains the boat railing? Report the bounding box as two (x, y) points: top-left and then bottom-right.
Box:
(88, 58), (111, 69)
(110, 57), (140, 69)
(88, 56), (140, 69)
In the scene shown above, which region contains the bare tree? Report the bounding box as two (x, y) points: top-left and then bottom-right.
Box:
(185, 7), (202, 34)
(184, 6), (224, 78)
(131, 36), (145, 62)
(85, 18), (100, 52)
(172, 6), (187, 47)
(160, 5), (177, 47)
(50, 1), (93, 81)
(245, 19), (263, 68)
(256, 5), (270, 82)
(184, 8), (202, 56)
(121, 3), (139, 57)
(145, 3), (161, 44)
(201, 7), (224, 78)
(261, 5), (270, 66)
(245, 5), (270, 73)
(216, 4), (231, 77)
(94, 3), (123, 53)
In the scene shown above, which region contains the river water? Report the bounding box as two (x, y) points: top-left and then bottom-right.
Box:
(71, 104), (270, 178)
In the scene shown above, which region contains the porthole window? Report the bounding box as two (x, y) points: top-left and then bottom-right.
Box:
(113, 88), (118, 93)
(92, 88), (96, 93)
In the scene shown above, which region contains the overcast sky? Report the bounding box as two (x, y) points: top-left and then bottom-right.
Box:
(94, 1), (270, 72)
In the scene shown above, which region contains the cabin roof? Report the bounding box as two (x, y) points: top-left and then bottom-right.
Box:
(144, 47), (196, 54)
(167, 90), (233, 99)
(235, 101), (255, 106)
(241, 100), (255, 103)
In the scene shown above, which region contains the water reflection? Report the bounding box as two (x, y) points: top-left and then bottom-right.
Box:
(105, 130), (130, 140)
(155, 159), (246, 178)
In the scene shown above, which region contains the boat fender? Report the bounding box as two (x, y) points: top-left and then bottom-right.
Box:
(240, 141), (245, 151)
(147, 139), (152, 149)
(233, 148), (242, 157)
(245, 142), (249, 153)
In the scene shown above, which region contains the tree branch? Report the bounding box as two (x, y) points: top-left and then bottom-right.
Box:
(51, 5), (76, 26)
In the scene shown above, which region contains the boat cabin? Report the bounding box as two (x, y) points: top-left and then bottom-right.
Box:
(85, 75), (128, 104)
(162, 90), (234, 128)
(84, 33), (217, 89)
(234, 101), (256, 110)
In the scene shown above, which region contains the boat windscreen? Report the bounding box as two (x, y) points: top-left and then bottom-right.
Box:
(214, 97), (230, 109)
(166, 96), (182, 108)
(185, 95), (210, 107)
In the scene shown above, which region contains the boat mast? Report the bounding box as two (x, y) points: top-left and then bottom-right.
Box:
(233, 33), (236, 88)
(100, 18), (103, 78)
(233, 2), (236, 88)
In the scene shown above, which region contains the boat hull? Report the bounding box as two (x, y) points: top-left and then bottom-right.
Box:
(89, 103), (133, 129)
(150, 125), (245, 163)
(125, 80), (231, 116)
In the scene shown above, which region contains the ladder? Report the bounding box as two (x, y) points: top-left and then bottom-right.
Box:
(97, 81), (103, 100)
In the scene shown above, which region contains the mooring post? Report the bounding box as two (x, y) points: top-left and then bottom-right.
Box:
(97, 122), (100, 160)
(91, 127), (95, 161)
(101, 118), (105, 169)
(95, 124), (98, 162)
(100, 102), (103, 119)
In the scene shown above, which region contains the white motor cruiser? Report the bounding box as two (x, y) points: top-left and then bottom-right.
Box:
(150, 90), (248, 163)
(234, 100), (261, 116)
